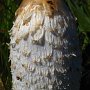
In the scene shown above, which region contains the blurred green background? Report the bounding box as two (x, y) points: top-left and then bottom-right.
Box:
(0, 0), (90, 90)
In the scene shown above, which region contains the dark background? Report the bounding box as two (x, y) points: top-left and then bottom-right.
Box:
(0, 0), (90, 90)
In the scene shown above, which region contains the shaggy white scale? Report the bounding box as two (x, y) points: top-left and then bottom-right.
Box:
(10, 0), (82, 90)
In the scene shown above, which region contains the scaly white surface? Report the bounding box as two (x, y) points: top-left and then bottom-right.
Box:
(10, 2), (82, 90)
